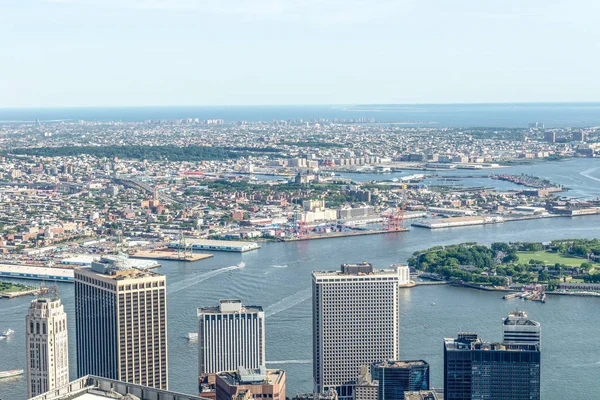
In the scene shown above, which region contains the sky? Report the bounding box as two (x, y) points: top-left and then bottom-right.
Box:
(1, 0), (600, 107)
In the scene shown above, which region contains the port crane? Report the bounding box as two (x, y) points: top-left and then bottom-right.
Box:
(382, 184), (407, 231)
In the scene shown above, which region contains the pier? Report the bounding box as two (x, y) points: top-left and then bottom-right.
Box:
(0, 264), (74, 282)
(169, 239), (261, 252)
(130, 250), (214, 262)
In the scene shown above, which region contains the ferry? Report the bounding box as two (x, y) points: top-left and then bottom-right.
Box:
(0, 369), (24, 379)
(0, 329), (14, 339)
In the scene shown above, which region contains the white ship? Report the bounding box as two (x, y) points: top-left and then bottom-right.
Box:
(0, 329), (14, 338)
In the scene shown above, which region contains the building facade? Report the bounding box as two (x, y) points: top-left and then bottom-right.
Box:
(26, 297), (70, 398)
(354, 366), (378, 400)
(313, 263), (400, 400)
(502, 310), (541, 347)
(371, 360), (429, 400)
(74, 254), (168, 389)
(444, 333), (541, 400)
(198, 300), (265, 376)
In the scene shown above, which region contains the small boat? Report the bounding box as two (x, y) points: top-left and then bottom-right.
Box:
(0, 370), (24, 379)
(237, 262), (246, 268)
(0, 329), (14, 338)
(187, 332), (198, 342)
(431, 302), (436, 306)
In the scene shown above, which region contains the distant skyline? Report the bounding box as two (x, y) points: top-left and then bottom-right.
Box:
(2, 0), (600, 108)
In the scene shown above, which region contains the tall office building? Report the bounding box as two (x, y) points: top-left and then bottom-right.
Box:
(544, 131), (556, 143)
(313, 263), (400, 400)
(74, 254), (168, 389)
(371, 360), (429, 400)
(198, 300), (265, 376)
(26, 296), (70, 398)
(444, 333), (541, 400)
(502, 310), (541, 347)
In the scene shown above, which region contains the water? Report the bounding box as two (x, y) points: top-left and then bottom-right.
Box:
(2, 211), (600, 399)
(339, 158), (600, 199)
(2, 103), (600, 128)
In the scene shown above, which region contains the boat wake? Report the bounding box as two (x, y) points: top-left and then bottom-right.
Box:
(168, 264), (244, 294)
(266, 359), (312, 364)
(580, 167), (600, 183)
(271, 264), (288, 269)
(264, 287), (311, 317)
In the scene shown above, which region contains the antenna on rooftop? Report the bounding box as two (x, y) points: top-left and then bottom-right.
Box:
(52, 283), (59, 300)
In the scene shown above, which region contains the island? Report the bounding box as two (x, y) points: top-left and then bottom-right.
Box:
(409, 239), (600, 297)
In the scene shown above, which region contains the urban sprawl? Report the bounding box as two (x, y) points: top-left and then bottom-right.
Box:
(1, 118), (599, 400)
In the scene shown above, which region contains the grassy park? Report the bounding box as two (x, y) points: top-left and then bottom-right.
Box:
(517, 251), (596, 268)
(0, 281), (32, 294)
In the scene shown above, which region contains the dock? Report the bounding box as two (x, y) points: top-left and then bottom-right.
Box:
(130, 250), (214, 262)
(412, 216), (504, 229)
(281, 228), (408, 242)
(0, 264), (74, 282)
(169, 239), (260, 253)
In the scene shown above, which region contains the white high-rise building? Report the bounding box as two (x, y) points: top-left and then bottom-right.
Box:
(312, 263), (400, 400)
(198, 300), (265, 377)
(26, 296), (69, 398)
(502, 310), (541, 347)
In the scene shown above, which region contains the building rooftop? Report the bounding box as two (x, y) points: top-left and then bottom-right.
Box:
(444, 333), (539, 352)
(503, 310), (540, 327)
(198, 299), (263, 315)
(29, 375), (204, 400)
(372, 360), (428, 369)
(312, 263), (398, 278)
(76, 265), (163, 281)
(404, 390), (444, 400)
(217, 368), (285, 387)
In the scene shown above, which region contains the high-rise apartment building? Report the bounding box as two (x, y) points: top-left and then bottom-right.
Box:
(371, 360), (429, 400)
(444, 333), (541, 400)
(26, 296), (70, 398)
(198, 300), (265, 376)
(74, 254), (168, 389)
(313, 263), (400, 400)
(502, 310), (541, 347)
(544, 131), (556, 143)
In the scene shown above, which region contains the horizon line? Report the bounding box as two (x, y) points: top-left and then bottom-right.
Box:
(2, 101), (600, 110)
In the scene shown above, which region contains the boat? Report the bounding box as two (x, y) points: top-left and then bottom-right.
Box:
(0, 329), (14, 338)
(0, 370), (24, 379)
(187, 332), (198, 342)
(237, 262), (246, 268)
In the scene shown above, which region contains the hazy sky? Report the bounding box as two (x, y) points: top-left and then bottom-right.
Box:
(2, 0), (599, 107)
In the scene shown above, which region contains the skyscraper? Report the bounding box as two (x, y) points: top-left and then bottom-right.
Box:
(371, 360), (429, 400)
(444, 333), (541, 400)
(198, 300), (265, 377)
(26, 296), (69, 398)
(74, 254), (168, 389)
(313, 263), (400, 400)
(502, 310), (541, 347)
